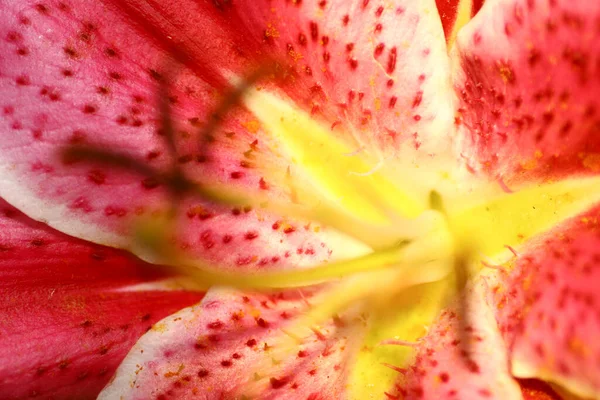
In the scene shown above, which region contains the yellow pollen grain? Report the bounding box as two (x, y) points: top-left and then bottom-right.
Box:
(164, 364), (184, 378)
(264, 23), (280, 38)
(580, 153), (600, 172)
(499, 66), (514, 83)
(567, 337), (589, 358)
(152, 322), (168, 332)
(374, 97), (381, 111)
(521, 158), (538, 170)
(242, 120), (261, 134)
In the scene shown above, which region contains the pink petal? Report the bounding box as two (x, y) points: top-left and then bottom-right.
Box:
(453, 0), (600, 183)
(494, 204), (600, 398)
(99, 288), (360, 399)
(0, 199), (204, 399)
(0, 1), (332, 268)
(394, 274), (523, 399)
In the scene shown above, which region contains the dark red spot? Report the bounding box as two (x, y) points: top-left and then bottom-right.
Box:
(63, 47), (77, 58)
(298, 33), (307, 46)
(310, 21), (319, 41)
(439, 372), (450, 383)
(97, 86), (109, 95)
(83, 104), (97, 114)
(412, 91), (423, 108)
(197, 369), (209, 378)
(230, 171), (243, 179)
(348, 58), (358, 69)
(30, 238), (45, 246)
(245, 231), (259, 240)
(246, 338), (257, 347)
(207, 321), (224, 330)
(374, 43), (385, 57)
(389, 97), (397, 108)
(87, 170), (106, 185)
(141, 177), (159, 190)
(222, 234), (233, 244)
(36, 3), (50, 14)
(16, 75), (30, 86)
(259, 177), (269, 190)
(270, 376), (289, 389)
(342, 15), (350, 26)
(220, 360), (232, 367)
(256, 317), (269, 328)
(387, 47), (397, 74)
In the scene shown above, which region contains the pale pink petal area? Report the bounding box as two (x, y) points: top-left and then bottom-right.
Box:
(99, 288), (361, 400)
(394, 274), (523, 400)
(0, 199), (204, 400)
(453, 0), (600, 183)
(0, 1), (333, 268)
(493, 205), (600, 398)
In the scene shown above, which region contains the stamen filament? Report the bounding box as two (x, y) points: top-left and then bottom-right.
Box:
(139, 238), (413, 290)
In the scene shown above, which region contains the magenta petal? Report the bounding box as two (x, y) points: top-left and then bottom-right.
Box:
(454, 0), (600, 183)
(0, 0), (331, 268)
(494, 205), (600, 397)
(0, 199), (203, 399)
(100, 288), (358, 399)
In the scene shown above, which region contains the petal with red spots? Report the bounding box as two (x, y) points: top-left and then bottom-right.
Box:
(0, 199), (203, 400)
(219, 0), (455, 157)
(453, 0), (600, 184)
(394, 274), (523, 399)
(0, 0), (332, 268)
(99, 288), (364, 400)
(493, 204), (600, 398)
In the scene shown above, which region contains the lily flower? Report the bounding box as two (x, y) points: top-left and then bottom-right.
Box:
(0, 0), (599, 399)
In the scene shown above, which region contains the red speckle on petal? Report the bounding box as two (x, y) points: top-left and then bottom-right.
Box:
(387, 47), (397, 74)
(270, 376), (289, 389)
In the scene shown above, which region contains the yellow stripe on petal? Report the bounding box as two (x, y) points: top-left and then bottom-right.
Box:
(241, 87), (425, 223)
(449, 176), (600, 258)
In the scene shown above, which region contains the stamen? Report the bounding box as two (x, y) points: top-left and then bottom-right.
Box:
(381, 363), (407, 374)
(348, 157), (386, 177)
(136, 228), (414, 289)
(481, 260), (504, 270)
(379, 339), (419, 347)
